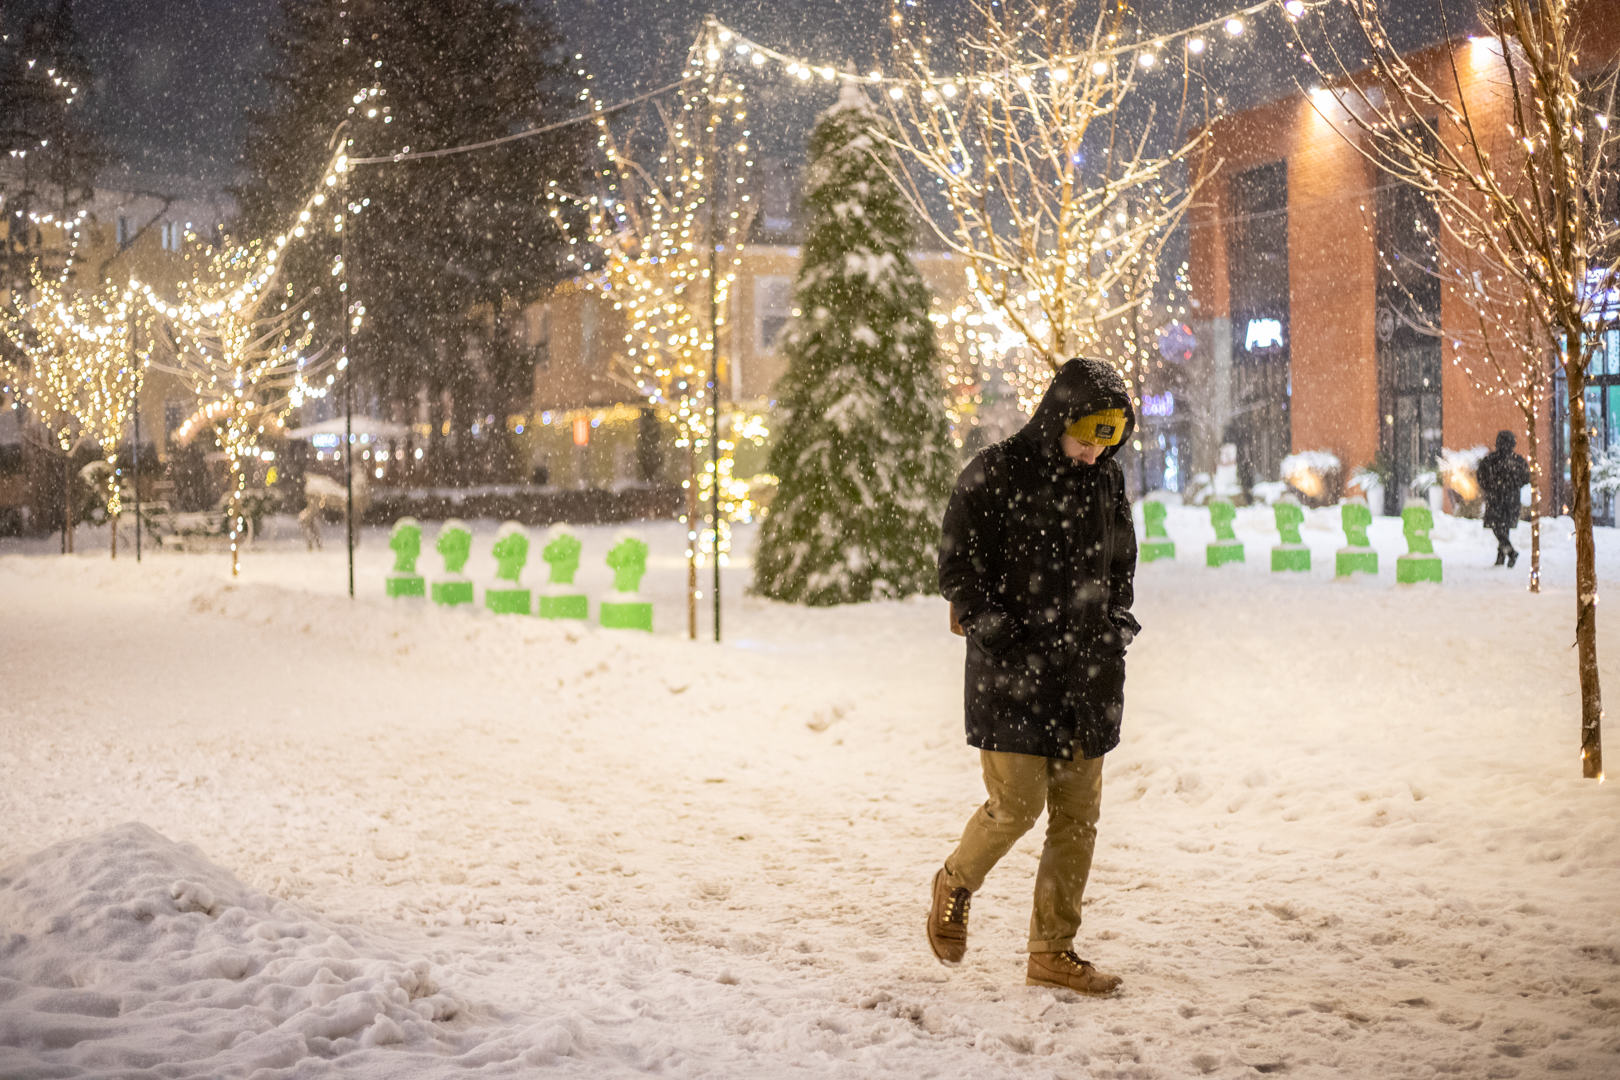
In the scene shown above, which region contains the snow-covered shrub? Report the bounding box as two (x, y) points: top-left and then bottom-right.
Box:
(1183, 472), (1214, 506)
(1590, 446), (1620, 497)
(1280, 449), (1341, 506)
(1250, 480), (1289, 506)
(1438, 446), (1489, 516)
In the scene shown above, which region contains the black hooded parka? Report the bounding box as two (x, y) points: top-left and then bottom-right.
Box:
(938, 358), (1139, 761)
(1475, 430), (1530, 532)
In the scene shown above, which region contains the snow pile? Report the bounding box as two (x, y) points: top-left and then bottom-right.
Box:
(0, 823), (576, 1076)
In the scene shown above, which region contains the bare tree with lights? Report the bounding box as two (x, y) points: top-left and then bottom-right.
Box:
(551, 21), (758, 637)
(1, 275), (150, 555)
(1307, 0), (1619, 778)
(881, 0), (1206, 412)
(150, 238), (332, 576)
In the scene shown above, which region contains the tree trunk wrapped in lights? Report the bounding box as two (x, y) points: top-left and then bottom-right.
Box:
(753, 83), (956, 605)
(1304, 0), (1618, 778)
(1, 276), (152, 555)
(150, 237), (334, 576)
(881, 0), (1206, 413)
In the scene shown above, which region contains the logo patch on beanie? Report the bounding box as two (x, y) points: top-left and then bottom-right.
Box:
(1065, 409), (1127, 447)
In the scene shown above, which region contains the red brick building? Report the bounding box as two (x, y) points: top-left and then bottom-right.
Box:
(1187, 10), (1620, 514)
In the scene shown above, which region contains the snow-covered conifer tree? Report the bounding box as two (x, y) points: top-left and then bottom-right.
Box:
(753, 84), (955, 606)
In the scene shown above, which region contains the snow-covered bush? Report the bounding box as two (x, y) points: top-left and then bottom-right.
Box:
(1590, 446), (1620, 496)
(1280, 450), (1341, 505)
(1438, 446), (1490, 515)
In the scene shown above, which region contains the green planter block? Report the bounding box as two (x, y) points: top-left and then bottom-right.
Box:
(538, 593), (589, 620)
(431, 579), (474, 606)
(1205, 499), (1243, 565)
(602, 533), (652, 632)
(387, 518), (425, 597)
(486, 522), (531, 615)
(600, 600), (654, 631)
(1140, 501), (1175, 562)
(1336, 501), (1377, 577)
(538, 527), (588, 620)
(1141, 540), (1176, 562)
(432, 519), (474, 606)
(485, 587), (532, 614)
(1271, 500), (1309, 571)
(1336, 548), (1379, 576)
(1271, 545), (1311, 572)
(386, 574), (425, 597)
(1397, 503), (1441, 584)
(1397, 554), (1443, 583)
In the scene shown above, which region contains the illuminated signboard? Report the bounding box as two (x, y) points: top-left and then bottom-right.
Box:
(1245, 318), (1284, 351)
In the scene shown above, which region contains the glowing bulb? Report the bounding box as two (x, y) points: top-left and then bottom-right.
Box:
(1138, 52), (1155, 68)
(1285, 0), (1305, 16)
(1225, 18), (1243, 35)
(1188, 37), (1205, 54)
(1092, 60), (1109, 75)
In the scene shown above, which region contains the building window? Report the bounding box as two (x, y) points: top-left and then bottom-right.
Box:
(163, 401), (186, 441)
(760, 158), (796, 233)
(159, 222), (182, 252)
(530, 304), (551, 372)
(1376, 125), (1443, 516)
(116, 215), (131, 247)
(1226, 158), (1291, 487)
(756, 275), (792, 353)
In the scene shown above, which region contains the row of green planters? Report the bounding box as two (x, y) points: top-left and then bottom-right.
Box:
(384, 518), (654, 630)
(1139, 498), (1445, 584)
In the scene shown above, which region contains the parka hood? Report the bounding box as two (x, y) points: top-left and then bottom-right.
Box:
(1017, 357), (1136, 462)
(1496, 430), (1517, 453)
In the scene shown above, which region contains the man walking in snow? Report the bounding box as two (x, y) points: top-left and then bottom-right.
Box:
(1476, 430), (1530, 567)
(928, 357), (1138, 995)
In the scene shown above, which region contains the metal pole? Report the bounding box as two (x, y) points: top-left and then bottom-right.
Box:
(707, 100), (722, 643)
(133, 390), (141, 562)
(343, 162), (355, 599)
(132, 307), (141, 562)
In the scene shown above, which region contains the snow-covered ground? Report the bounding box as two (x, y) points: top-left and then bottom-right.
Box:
(2, 504), (1618, 1079)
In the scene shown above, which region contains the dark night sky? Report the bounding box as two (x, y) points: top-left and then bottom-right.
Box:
(47, 0), (1448, 193)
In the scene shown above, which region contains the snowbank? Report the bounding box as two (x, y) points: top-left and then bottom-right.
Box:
(0, 824), (590, 1076)
(2, 512), (1620, 1077)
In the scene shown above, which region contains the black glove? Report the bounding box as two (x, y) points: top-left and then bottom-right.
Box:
(1108, 607), (1141, 649)
(965, 609), (1025, 657)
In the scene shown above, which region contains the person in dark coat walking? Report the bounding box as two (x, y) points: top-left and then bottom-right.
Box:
(925, 357), (1138, 995)
(1476, 430), (1530, 567)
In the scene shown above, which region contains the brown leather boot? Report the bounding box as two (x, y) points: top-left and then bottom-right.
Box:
(926, 868), (971, 964)
(1026, 950), (1122, 995)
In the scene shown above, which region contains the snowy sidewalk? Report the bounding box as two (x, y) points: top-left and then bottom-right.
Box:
(2, 516), (1618, 1078)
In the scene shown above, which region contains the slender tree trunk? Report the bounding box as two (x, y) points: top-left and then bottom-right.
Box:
(1565, 345), (1604, 778)
(63, 455), (75, 555)
(1524, 403), (1539, 593)
(686, 425), (697, 641)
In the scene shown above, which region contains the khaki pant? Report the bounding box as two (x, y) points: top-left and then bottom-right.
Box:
(942, 749), (1104, 953)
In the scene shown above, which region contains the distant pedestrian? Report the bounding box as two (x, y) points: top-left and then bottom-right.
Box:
(928, 357), (1138, 996)
(1476, 430), (1530, 567)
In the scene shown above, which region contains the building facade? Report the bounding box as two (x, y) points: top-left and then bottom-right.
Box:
(1187, 15), (1620, 515)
